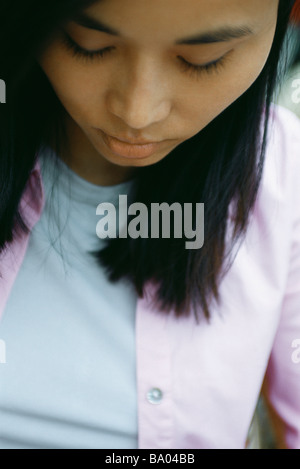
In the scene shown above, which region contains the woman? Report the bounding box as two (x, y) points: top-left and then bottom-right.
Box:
(0, 0), (299, 449)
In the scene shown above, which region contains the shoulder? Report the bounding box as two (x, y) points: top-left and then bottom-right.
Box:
(19, 154), (45, 231)
(268, 103), (300, 141)
(244, 105), (300, 259)
(265, 104), (300, 171)
(259, 104), (300, 208)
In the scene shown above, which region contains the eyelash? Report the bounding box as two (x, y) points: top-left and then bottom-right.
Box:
(178, 55), (227, 77)
(61, 32), (228, 77)
(61, 32), (114, 60)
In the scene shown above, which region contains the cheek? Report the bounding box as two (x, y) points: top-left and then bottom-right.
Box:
(191, 27), (276, 128)
(216, 32), (276, 108)
(39, 51), (105, 124)
(186, 47), (274, 131)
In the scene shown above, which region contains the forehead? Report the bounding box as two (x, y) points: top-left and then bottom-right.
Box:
(77, 0), (278, 43)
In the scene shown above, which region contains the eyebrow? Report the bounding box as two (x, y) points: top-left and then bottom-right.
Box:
(71, 12), (254, 45)
(175, 26), (254, 45)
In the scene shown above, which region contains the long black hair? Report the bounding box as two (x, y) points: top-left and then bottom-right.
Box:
(0, 0), (296, 321)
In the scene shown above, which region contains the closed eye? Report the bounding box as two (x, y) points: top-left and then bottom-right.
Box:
(61, 30), (231, 79)
(61, 31), (115, 60)
(177, 52), (231, 78)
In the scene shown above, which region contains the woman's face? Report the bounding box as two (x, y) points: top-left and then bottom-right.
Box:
(38, 0), (279, 181)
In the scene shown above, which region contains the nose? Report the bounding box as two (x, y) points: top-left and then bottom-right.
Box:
(106, 55), (172, 130)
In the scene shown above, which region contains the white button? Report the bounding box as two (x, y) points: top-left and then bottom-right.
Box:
(147, 388), (163, 404)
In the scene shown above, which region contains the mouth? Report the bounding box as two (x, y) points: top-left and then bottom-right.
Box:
(99, 130), (167, 159)
(108, 134), (161, 145)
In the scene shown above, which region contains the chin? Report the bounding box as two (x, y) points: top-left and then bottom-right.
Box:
(108, 153), (166, 168)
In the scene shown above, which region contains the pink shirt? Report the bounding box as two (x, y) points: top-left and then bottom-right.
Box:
(1, 104), (300, 449)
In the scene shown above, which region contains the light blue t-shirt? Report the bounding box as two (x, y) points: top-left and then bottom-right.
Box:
(0, 147), (138, 449)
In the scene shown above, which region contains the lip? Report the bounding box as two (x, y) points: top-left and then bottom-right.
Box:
(109, 134), (159, 145)
(100, 131), (165, 159)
